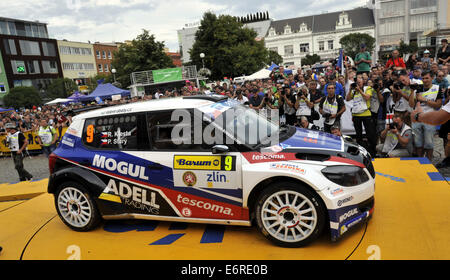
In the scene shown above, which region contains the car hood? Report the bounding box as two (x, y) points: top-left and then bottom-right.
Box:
(279, 127), (343, 152)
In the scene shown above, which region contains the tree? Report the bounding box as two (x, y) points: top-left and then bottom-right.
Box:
(398, 40), (419, 56)
(3, 87), (42, 109)
(301, 54), (321, 66)
(45, 78), (78, 99)
(86, 74), (113, 92)
(189, 12), (271, 80)
(111, 30), (173, 88)
(266, 50), (283, 66)
(339, 33), (376, 60)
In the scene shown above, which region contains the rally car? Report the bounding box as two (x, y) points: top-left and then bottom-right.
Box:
(48, 95), (375, 247)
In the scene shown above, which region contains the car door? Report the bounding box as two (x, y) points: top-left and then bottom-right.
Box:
(141, 109), (246, 222)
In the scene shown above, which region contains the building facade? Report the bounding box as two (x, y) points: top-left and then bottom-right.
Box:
(0, 54), (9, 99)
(264, 8), (375, 67)
(57, 40), (97, 89)
(0, 17), (63, 99)
(93, 42), (118, 76)
(372, 0), (449, 59)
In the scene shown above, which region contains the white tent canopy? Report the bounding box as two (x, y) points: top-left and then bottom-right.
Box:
(244, 68), (271, 81)
(45, 98), (72, 105)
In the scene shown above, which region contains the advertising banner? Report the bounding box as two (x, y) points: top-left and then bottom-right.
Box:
(0, 127), (67, 153)
(152, 67), (182, 83)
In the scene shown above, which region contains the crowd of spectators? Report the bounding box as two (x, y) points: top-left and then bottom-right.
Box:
(1, 38), (450, 168)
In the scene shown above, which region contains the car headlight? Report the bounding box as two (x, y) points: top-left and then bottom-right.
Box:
(321, 165), (369, 187)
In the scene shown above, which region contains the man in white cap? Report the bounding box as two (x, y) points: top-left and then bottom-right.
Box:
(5, 123), (33, 181)
(421, 50), (432, 70)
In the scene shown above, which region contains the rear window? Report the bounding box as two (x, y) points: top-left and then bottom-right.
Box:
(82, 113), (149, 150)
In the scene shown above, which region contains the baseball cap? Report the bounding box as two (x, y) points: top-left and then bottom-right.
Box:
(4, 123), (17, 129)
(360, 43), (366, 48)
(424, 49), (430, 54)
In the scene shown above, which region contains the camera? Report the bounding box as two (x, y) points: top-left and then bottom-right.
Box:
(373, 83), (379, 90)
(393, 82), (404, 90)
(389, 123), (397, 130)
(410, 83), (424, 92)
(350, 83), (357, 89)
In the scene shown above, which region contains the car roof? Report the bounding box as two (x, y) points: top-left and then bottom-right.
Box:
(73, 95), (227, 120)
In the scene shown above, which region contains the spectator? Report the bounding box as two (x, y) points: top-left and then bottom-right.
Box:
(279, 87), (297, 125)
(299, 116), (319, 130)
(355, 43), (372, 75)
(319, 83), (346, 133)
(324, 75), (345, 98)
(406, 53), (419, 70)
(233, 89), (249, 105)
(346, 77), (377, 157)
(377, 113), (413, 157)
(295, 85), (315, 123)
(421, 50), (432, 69)
(437, 38), (450, 66)
(410, 71), (443, 161)
(385, 49), (406, 70)
(37, 119), (57, 158)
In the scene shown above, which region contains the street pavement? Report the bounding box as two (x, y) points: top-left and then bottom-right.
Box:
(0, 135), (448, 184)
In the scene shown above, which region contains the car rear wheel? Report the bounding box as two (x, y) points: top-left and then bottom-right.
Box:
(255, 182), (326, 247)
(55, 181), (101, 231)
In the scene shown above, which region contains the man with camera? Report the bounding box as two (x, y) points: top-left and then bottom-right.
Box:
(376, 113), (413, 157)
(319, 83), (346, 133)
(278, 86), (297, 125)
(370, 78), (387, 136)
(391, 71), (422, 116)
(295, 85), (315, 123)
(409, 71), (443, 161)
(271, 66), (288, 84)
(5, 123), (33, 181)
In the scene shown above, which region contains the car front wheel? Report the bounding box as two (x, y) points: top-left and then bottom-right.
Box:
(255, 182), (326, 247)
(55, 181), (101, 232)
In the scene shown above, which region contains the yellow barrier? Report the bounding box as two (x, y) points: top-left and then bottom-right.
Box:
(0, 127), (67, 153)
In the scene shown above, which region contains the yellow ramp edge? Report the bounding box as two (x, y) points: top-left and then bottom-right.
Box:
(0, 179), (48, 202)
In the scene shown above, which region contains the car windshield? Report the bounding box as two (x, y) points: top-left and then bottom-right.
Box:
(199, 100), (281, 147)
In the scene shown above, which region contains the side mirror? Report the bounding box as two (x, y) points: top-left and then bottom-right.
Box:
(212, 145), (229, 154)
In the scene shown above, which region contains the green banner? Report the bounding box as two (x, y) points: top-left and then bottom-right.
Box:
(153, 68), (182, 83)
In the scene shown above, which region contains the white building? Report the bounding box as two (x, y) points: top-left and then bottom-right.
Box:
(264, 8), (376, 67)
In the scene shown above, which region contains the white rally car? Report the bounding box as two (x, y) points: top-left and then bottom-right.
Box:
(48, 95), (375, 247)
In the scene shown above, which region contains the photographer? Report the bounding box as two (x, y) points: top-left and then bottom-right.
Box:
(370, 78), (387, 135)
(319, 84), (346, 133)
(376, 113), (413, 157)
(271, 66), (288, 84)
(346, 77), (377, 157)
(295, 85), (315, 123)
(391, 71), (421, 116)
(5, 123), (33, 181)
(279, 87), (297, 125)
(409, 71), (443, 161)
(299, 116), (319, 131)
(256, 89), (279, 110)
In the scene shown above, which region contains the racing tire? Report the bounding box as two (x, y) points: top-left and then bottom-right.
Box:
(54, 181), (102, 232)
(254, 182), (326, 247)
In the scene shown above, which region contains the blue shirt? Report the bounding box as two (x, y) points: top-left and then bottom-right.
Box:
(324, 82), (345, 98)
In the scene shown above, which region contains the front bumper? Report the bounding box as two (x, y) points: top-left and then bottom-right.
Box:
(329, 196), (375, 241)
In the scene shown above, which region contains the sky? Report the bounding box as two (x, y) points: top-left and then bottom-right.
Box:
(0, 0), (368, 52)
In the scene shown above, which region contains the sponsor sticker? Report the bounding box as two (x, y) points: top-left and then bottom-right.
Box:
(330, 188), (344, 196)
(337, 196), (354, 207)
(174, 155), (236, 171)
(176, 194), (234, 216)
(269, 163), (305, 174)
(182, 171), (197, 187)
(242, 152), (297, 164)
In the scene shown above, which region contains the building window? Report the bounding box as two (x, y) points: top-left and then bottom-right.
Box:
(98, 64), (103, 72)
(3, 39), (17, 55)
(42, 42), (56, 56)
(284, 45), (294, 56)
(14, 80), (32, 87)
(104, 64), (109, 72)
(319, 41), (325, 51)
(108, 51), (112, 59)
(284, 25), (292, 35)
(269, 47), (278, 53)
(380, 0), (405, 18)
(379, 17), (405, 36)
(26, 61), (40, 74)
(328, 40), (334, 50)
(19, 40), (41, 56)
(11, 60), (27, 74)
(102, 51), (106, 59)
(410, 13), (436, 32)
(411, 0), (437, 10)
(0, 84), (6, 93)
(42, 61), (58, 73)
(96, 50), (100, 59)
(300, 43), (309, 53)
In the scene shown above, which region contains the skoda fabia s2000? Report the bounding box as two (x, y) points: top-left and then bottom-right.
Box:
(48, 95), (375, 247)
